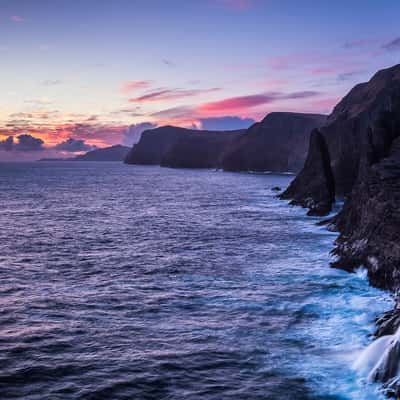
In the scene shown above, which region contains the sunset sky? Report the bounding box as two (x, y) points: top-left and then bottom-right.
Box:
(1, 0), (400, 160)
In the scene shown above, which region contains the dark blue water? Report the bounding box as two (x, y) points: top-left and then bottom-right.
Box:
(0, 162), (392, 400)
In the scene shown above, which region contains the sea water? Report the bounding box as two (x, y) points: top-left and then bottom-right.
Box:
(0, 162), (392, 399)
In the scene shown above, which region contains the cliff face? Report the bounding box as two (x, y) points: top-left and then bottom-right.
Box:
(280, 65), (400, 395)
(221, 112), (326, 172)
(331, 135), (400, 289)
(282, 64), (400, 215)
(124, 126), (244, 168)
(161, 130), (244, 169)
(74, 145), (130, 161)
(125, 113), (326, 171)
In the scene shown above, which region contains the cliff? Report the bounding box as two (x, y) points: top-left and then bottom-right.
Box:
(124, 126), (244, 168)
(280, 65), (400, 396)
(73, 145), (130, 161)
(282, 64), (400, 215)
(221, 112), (326, 172)
(282, 64), (400, 287)
(125, 113), (326, 171)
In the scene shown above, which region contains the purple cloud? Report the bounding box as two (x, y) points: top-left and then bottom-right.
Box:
(123, 122), (157, 146)
(383, 37), (400, 51)
(10, 15), (25, 22)
(54, 138), (97, 152)
(1, 135), (45, 152)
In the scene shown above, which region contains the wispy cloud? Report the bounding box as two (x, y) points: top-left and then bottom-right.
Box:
(162, 59), (175, 67)
(42, 80), (63, 86)
(213, 0), (253, 11)
(129, 88), (221, 103)
(382, 37), (400, 51)
(24, 97), (53, 106)
(198, 91), (320, 114)
(120, 80), (152, 94)
(10, 15), (25, 22)
(343, 39), (377, 49)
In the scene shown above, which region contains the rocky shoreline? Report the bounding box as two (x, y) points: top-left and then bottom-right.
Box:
(281, 64), (400, 396)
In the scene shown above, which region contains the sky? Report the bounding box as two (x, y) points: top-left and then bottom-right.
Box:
(1, 0), (400, 160)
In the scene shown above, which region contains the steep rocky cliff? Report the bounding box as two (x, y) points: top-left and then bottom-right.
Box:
(125, 113), (326, 171)
(281, 65), (400, 397)
(124, 126), (244, 168)
(282, 64), (400, 215)
(222, 112), (326, 172)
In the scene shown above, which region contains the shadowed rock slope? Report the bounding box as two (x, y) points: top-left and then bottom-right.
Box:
(74, 145), (130, 161)
(125, 113), (326, 171)
(221, 112), (326, 172)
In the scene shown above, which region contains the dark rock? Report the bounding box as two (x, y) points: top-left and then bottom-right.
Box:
(331, 135), (400, 290)
(124, 126), (244, 168)
(283, 64), (400, 209)
(221, 112), (326, 173)
(161, 130), (243, 168)
(280, 129), (335, 216)
(125, 113), (326, 172)
(271, 186), (281, 192)
(73, 145), (130, 161)
(376, 307), (400, 337)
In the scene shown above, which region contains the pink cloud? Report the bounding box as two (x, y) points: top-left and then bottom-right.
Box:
(310, 67), (339, 75)
(10, 15), (25, 22)
(198, 91), (320, 115)
(120, 80), (151, 94)
(199, 94), (274, 113)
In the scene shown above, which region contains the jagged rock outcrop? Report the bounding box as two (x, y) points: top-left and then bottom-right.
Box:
(331, 135), (400, 289)
(221, 112), (326, 172)
(280, 129), (335, 215)
(124, 126), (244, 168)
(283, 64), (400, 215)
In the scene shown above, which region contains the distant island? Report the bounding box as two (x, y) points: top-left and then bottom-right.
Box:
(39, 145), (130, 162)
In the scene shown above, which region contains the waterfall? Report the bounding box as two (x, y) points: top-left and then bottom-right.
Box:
(354, 327), (400, 384)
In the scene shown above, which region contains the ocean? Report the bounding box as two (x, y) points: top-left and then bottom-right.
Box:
(0, 162), (392, 399)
